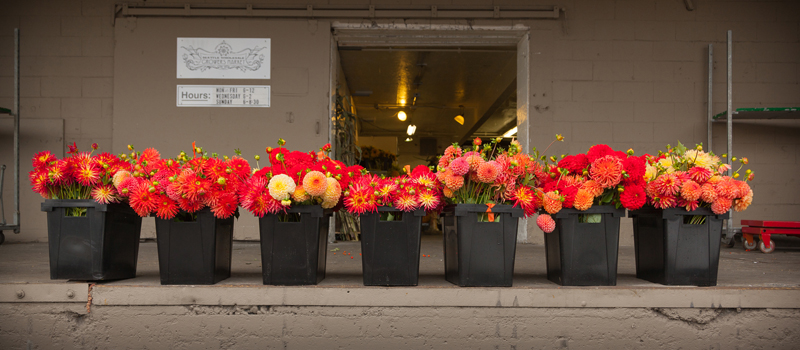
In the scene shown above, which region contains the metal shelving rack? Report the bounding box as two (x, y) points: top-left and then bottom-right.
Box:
(707, 30), (800, 247)
(0, 28), (21, 244)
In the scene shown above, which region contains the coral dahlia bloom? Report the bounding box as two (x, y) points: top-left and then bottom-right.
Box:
(268, 174), (296, 201)
(589, 155), (623, 188)
(543, 191), (563, 215)
(680, 180), (702, 201)
(302, 171), (328, 197)
(581, 180), (604, 197)
(715, 178), (739, 200)
(444, 174), (464, 191)
(734, 190), (753, 212)
(711, 197), (732, 215)
(536, 214), (556, 233)
(700, 183), (718, 203)
(466, 153), (485, 172)
(443, 187), (454, 198)
(477, 161), (500, 183)
(572, 189), (594, 211)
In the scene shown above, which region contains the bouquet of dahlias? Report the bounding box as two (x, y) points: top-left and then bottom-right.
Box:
(343, 165), (443, 216)
(239, 140), (363, 217)
(115, 144), (251, 220)
(534, 144), (648, 233)
(29, 143), (131, 216)
(435, 137), (544, 218)
(642, 142), (753, 221)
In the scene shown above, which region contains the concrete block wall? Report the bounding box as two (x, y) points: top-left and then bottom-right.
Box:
(1, 0), (798, 243)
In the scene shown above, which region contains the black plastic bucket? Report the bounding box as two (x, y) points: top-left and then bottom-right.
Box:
(545, 205), (625, 286)
(155, 208), (234, 285)
(442, 204), (522, 287)
(629, 207), (728, 286)
(259, 205), (332, 285)
(42, 199), (142, 281)
(360, 207), (425, 286)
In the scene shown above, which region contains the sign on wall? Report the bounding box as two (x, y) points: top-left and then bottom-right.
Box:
(177, 38), (270, 79)
(176, 85), (270, 107)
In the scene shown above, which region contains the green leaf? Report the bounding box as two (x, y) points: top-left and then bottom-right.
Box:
(675, 141), (687, 156)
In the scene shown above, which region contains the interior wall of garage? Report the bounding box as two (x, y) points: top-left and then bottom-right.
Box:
(0, 0), (798, 244)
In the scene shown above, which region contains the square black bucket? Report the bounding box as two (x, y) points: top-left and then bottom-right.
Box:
(42, 199), (142, 281)
(360, 207), (425, 286)
(545, 205), (625, 286)
(155, 208), (234, 285)
(629, 207), (729, 286)
(442, 204), (522, 287)
(259, 205), (332, 285)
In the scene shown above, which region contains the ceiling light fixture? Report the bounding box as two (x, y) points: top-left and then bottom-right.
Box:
(454, 105), (465, 125)
(397, 111), (407, 121)
(405, 137), (413, 142)
(503, 126), (518, 138)
(407, 124), (417, 136)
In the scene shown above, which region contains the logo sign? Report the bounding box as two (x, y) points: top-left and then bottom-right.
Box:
(177, 85), (270, 107)
(177, 38), (270, 79)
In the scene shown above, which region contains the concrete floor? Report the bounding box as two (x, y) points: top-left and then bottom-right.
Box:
(1, 233), (799, 288)
(2, 235), (800, 349)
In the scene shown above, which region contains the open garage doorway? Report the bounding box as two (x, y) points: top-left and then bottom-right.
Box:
(330, 23), (531, 242)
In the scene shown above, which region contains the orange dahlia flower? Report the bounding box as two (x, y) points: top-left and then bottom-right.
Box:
(589, 155), (623, 188)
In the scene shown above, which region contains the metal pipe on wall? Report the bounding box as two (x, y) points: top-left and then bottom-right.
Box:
(13, 28), (20, 232)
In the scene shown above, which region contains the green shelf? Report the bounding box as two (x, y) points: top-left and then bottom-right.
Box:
(713, 107), (800, 121)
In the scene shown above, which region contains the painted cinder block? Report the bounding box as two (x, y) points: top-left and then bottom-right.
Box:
(553, 60), (593, 81)
(61, 97), (102, 119)
(613, 82), (653, 102)
(654, 81), (695, 103)
(612, 41), (653, 61)
(573, 81), (614, 102)
(82, 37), (114, 56)
(593, 61), (635, 81)
(81, 77), (113, 97)
(633, 102), (674, 123)
(634, 21), (676, 41)
(613, 122), (654, 143)
(593, 20), (635, 41)
(40, 76), (82, 97)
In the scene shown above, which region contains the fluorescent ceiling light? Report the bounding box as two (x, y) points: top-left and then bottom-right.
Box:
(407, 124), (417, 136)
(502, 126), (518, 138)
(397, 111), (407, 121)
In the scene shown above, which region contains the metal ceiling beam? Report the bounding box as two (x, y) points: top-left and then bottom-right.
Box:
(116, 3), (562, 21)
(458, 78), (516, 144)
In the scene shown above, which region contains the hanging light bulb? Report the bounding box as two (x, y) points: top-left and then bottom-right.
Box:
(407, 124), (417, 136)
(454, 105), (465, 125)
(397, 111), (407, 121)
(405, 137), (413, 142)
